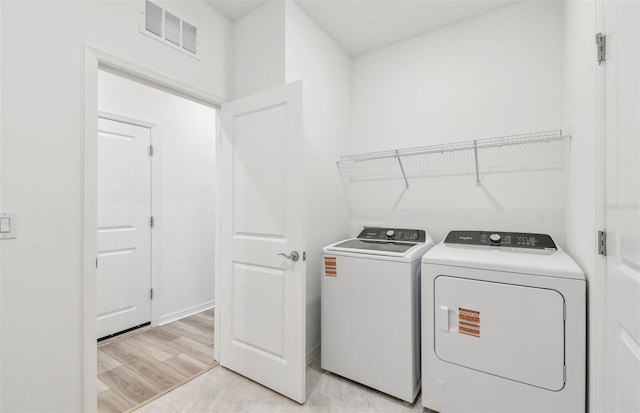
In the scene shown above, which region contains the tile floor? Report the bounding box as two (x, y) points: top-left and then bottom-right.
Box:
(134, 358), (435, 413)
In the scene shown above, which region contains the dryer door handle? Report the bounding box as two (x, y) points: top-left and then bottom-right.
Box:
(438, 306), (451, 332)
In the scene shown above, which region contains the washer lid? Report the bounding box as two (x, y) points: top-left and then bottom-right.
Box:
(330, 239), (417, 254)
(324, 227), (434, 259)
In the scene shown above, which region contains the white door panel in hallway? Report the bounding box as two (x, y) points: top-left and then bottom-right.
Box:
(604, 2), (640, 411)
(97, 117), (152, 339)
(219, 81), (306, 403)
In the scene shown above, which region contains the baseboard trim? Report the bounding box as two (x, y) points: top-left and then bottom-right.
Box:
(158, 300), (215, 326)
(306, 342), (320, 365)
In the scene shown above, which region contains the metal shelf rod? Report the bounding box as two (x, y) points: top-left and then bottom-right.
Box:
(339, 130), (568, 163)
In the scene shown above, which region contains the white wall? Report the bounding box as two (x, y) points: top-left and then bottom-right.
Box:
(562, 1), (598, 410)
(0, 0), (598, 409)
(98, 70), (216, 325)
(0, 1), (3, 408)
(232, 1), (285, 99)
(351, 1), (564, 152)
(563, 0), (597, 294)
(0, 1), (230, 411)
(348, 1), (568, 245)
(284, 2), (352, 358)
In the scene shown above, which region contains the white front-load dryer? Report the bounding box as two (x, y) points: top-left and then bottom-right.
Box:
(322, 227), (434, 403)
(421, 231), (586, 413)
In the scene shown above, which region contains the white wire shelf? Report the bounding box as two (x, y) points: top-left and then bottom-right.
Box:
(337, 129), (571, 189)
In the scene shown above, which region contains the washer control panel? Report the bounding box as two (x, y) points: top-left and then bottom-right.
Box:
(444, 230), (557, 250)
(358, 227), (426, 242)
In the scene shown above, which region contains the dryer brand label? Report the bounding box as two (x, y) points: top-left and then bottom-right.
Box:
(324, 256), (337, 277)
(458, 308), (480, 338)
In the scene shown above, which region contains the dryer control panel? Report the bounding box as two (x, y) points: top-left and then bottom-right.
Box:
(358, 227), (426, 242)
(444, 231), (557, 250)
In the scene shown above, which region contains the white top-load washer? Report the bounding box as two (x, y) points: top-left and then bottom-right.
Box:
(421, 230), (586, 413)
(322, 227), (434, 403)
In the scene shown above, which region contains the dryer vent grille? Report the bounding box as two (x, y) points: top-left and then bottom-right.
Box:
(142, 1), (199, 58)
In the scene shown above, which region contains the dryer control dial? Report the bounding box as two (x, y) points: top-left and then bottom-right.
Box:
(489, 233), (501, 243)
(386, 230), (395, 239)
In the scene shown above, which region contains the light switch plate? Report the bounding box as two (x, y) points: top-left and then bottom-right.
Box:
(0, 211), (17, 239)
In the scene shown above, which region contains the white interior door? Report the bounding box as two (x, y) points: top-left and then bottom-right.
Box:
(604, 2), (640, 411)
(219, 81), (306, 403)
(96, 117), (152, 339)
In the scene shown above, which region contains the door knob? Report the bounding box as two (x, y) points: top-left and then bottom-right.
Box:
(278, 251), (300, 262)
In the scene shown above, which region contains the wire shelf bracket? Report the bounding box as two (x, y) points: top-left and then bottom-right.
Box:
(473, 140), (480, 186)
(395, 150), (409, 189)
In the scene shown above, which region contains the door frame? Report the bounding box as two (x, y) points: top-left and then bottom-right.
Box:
(593, 1), (607, 411)
(595, 2), (640, 411)
(97, 111), (160, 330)
(83, 45), (225, 412)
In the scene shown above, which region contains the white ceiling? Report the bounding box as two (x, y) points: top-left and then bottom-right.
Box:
(205, 0), (518, 57)
(205, 0), (270, 21)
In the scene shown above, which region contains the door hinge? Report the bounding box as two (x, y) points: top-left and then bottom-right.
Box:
(149, 145), (154, 157)
(149, 216), (155, 228)
(598, 230), (607, 256)
(150, 288), (154, 300)
(596, 33), (606, 65)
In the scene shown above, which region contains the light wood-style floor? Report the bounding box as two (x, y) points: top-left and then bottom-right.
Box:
(97, 309), (216, 413)
(134, 357), (437, 413)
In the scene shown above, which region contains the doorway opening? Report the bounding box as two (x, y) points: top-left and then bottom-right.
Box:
(94, 68), (218, 412)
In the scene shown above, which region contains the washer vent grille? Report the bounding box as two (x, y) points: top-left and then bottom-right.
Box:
(142, 1), (199, 58)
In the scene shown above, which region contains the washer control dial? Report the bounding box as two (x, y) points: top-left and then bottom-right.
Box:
(489, 233), (501, 243)
(386, 230), (395, 239)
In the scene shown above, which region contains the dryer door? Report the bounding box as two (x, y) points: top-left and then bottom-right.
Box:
(434, 276), (565, 391)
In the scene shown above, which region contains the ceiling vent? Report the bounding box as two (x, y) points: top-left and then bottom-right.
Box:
(141, 1), (200, 58)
